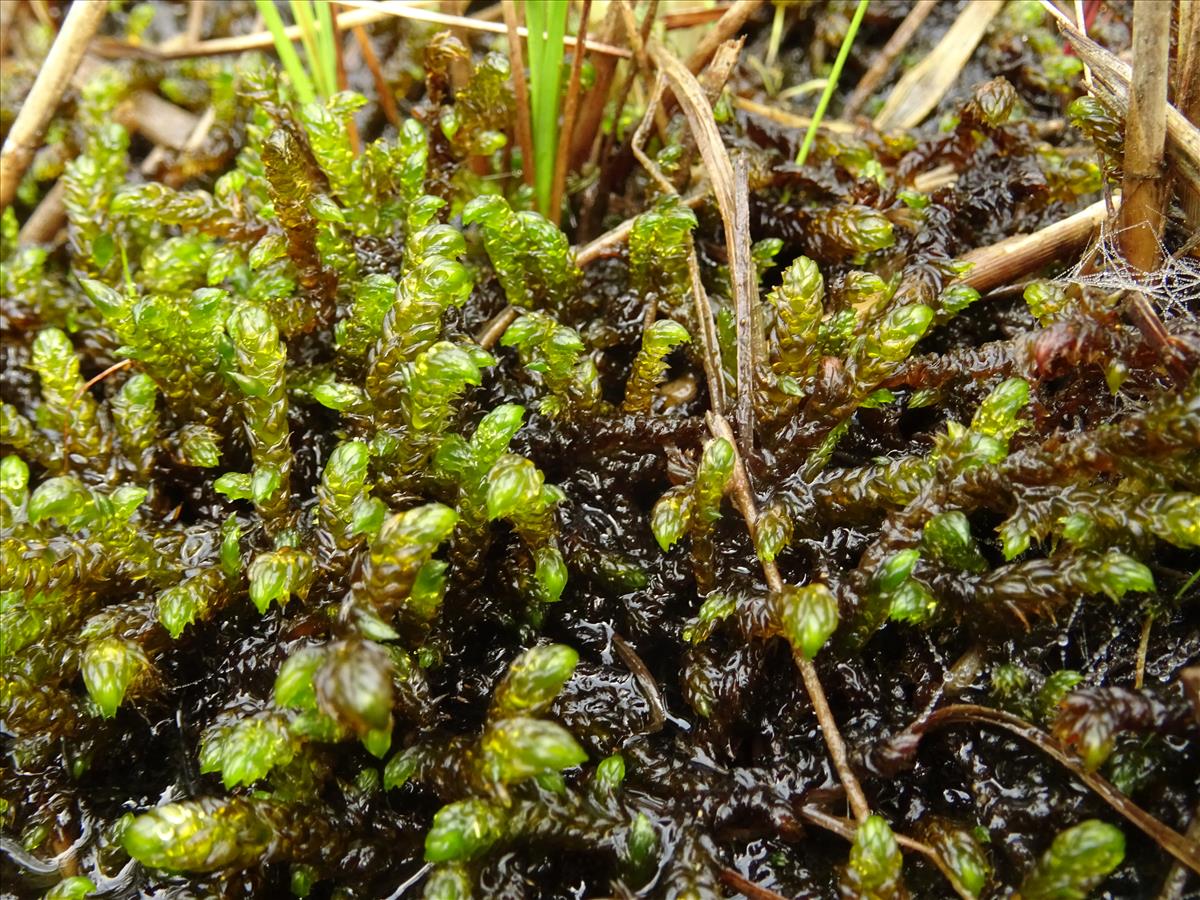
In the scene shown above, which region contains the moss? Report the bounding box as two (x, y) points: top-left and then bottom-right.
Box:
(1, 5), (1196, 898)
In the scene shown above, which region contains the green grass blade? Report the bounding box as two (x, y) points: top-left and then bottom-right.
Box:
(314, 0), (338, 98)
(288, 0), (325, 99)
(255, 0), (316, 104)
(526, 0), (568, 218)
(795, 0), (868, 165)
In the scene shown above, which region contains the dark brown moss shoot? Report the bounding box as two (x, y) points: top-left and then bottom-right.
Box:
(1, 2), (1198, 899)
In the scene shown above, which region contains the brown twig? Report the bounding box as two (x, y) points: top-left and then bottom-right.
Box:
(502, 0), (535, 189)
(731, 96), (856, 134)
(683, 0), (761, 74)
(873, 0), (1005, 132)
(549, 0), (592, 220)
(568, 2), (622, 170)
(335, 0), (631, 58)
(352, 24), (401, 129)
(798, 807), (974, 900)
(843, 0), (937, 119)
(957, 196), (1118, 295)
(708, 413), (870, 824)
(17, 179), (67, 246)
(0, 0), (108, 210)
(731, 154), (761, 459)
(918, 704), (1200, 875)
(61, 359), (133, 472)
(475, 306), (518, 350)
(717, 868), (788, 900)
(611, 633), (665, 733)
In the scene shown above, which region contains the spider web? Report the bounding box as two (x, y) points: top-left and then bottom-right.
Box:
(1054, 221), (1200, 319)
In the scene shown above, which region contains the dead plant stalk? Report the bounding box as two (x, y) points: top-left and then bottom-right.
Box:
(708, 414), (871, 825)
(549, 0), (592, 219)
(1119, 0), (1171, 273)
(502, 0), (535, 189)
(0, 0), (108, 210)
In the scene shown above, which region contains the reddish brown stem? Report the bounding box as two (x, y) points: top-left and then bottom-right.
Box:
(502, 0), (535, 189)
(549, 0), (592, 220)
(352, 24), (401, 129)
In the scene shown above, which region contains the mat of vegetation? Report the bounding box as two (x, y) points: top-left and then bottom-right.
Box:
(1, 1), (1198, 898)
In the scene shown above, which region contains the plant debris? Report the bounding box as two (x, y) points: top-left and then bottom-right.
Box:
(1, 2), (1198, 898)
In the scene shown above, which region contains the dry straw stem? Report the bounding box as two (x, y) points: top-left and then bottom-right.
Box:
(1119, 0), (1171, 273)
(627, 75), (727, 416)
(1052, 11), (1200, 210)
(617, 0), (669, 142)
(732, 96), (856, 134)
(683, 0), (762, 74)
(797, 807), (975, 900)
(117, 91), (201, 150)
(352, 24), (401, 128)
(873, 0), (1005, 132)
(21, 90), (201, 247)
(502, 0), (535, 189)
(921, 705), (1200, 876)
(334, 0), (631, 58)
(17, 180), (67, 246)
(843, 0), (937, 119)
(593, 0), (663, 174)
(732, 154), (763, 457)
(1158, 802), (1200, 900)
(98, 6), (391, 59)
(708, 413), (871, 825)
(1177, 0), (1200, 230)
(573, 187), (709, 266)
(0, 0), (108, 210)
(568, 2), (623, 169)
(650, 40), (754, 425)
(958, 196), (1118, 295)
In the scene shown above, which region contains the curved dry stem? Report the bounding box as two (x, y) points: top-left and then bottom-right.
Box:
(921, 704), (1200, 875)
(798, 806), (974, 900)
(708, 413), (870, 824)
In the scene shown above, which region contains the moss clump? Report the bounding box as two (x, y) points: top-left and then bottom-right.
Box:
(2, 4), (1197, 898)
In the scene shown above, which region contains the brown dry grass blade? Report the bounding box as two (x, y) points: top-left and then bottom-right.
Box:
(683, 0), (761, 74)
(648, 39), (748, 448)
(502, 0), (535, 189)
(921, 704), (1200, 875)
(873, 0), (1005, 132)
(732, 96), (856, 135)
(708, 413), (872, 825)
(844, 0), (937, 119)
